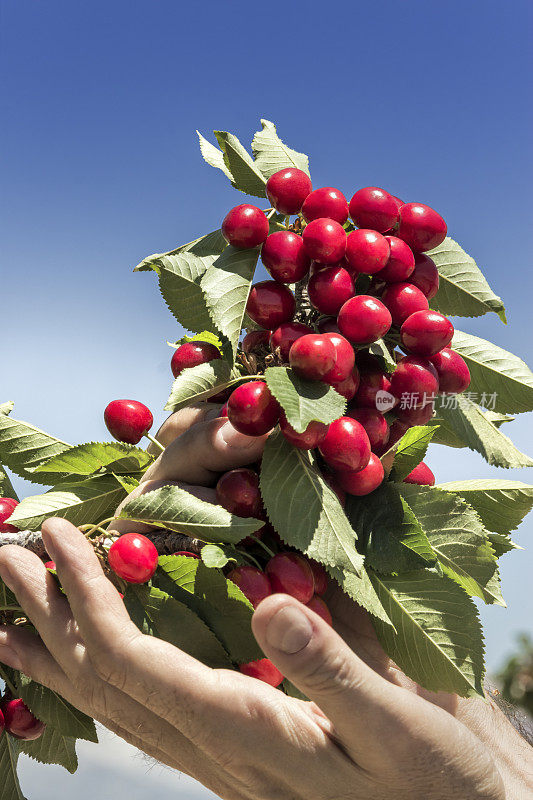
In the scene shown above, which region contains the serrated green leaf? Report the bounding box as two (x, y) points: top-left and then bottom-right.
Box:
(19, 728), (78, 774)
(0, 401), (14, 416)
(264, 367), (346, 433)
(430, 406), (512, 448)
(8, 475), (126, 531)
(428, 237), (506, 322)
(0, 412), (71, 485)
(16, 676), (98, 742)
(437, 478), (533, 535)
(197, 131), (233, 179)
(111, 472), (141, 494)
(134, 229), (227, 273)
(251, 119), (310, 178)
(260, 430), (364, 574)
(370, 570), (485, 697)
(387, 425), (436, 482)
(486, 533), (521, 557)
(164, 360), (240, 412)
(0, 462), (18, 501)
(201, 544), (232, 568)
(201, 246), (260, 361)
(0, 735), (25, 800)
(119, 484), (263, 543)
(452, 330), (533, 414)
(34, 442), (153, 477)
(157, 251), (222, 334)
(213, 130), (267, 197)
(173, 330), (223, 349)
(327, 563), (394, 627)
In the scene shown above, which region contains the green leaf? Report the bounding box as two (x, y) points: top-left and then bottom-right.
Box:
(429, 406), (511, 448)
(0, 735), (25, 800)
(399, 484), (504, 606)
(452, 329), (533, 414)
(0, 401), (14, 416)
(33, 442), (154, 477)
(201, 544), (233, 568)
(157, 251), (222, 335)
(387, 425), (437, 481)
(16, 676), (98, 742)
(370, 570), (485, 697)
(125, 584), (232, 669)
(251, 119), (310, 178)
(197, 131), (233, 179)
(119, 484), (264, 543)
(164, 360), (240, 412)
(0, 411), (71, 485)
(0, 462), (18, 501)
(486, 533), (521, 558)
(366, 339), (396, 371)
(8, 475), (126, 531)
(437, 478), (533, 535)
(260, 430), (364, 574)
(428, 237), (506, 322)
(213, 130), (267, 197)
(173, 330), (223, 350)
(264, 367), (346, 433)
(327, 563), (394, 627)
(201, 245), (260, 361)
(19, 728), (78, 774)
(134, 229), (227, 273)
(155, 555), (261, 663)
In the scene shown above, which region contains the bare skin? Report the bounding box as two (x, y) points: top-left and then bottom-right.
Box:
(0, 407), (531, 799)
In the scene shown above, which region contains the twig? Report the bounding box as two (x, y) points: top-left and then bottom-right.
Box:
(0, 529), (202, 557)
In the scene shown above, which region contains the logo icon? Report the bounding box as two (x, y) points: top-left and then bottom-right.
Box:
(375, 390), (396, 412)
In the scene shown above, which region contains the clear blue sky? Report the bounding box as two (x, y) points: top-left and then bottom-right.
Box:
(1, 0), (532, 746)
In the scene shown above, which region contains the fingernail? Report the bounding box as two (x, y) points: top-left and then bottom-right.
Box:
(266, 606), (313, 654)
(0, 644), (23, 671)
(218, 421), (258, 448)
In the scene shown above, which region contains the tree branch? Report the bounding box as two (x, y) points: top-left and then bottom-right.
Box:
(0, 529), (202, 558)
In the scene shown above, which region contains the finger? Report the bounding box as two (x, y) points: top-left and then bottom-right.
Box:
(110, 480), (216, 535)
(149, 405), (222, 451)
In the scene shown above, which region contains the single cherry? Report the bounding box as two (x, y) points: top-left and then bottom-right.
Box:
(347, 407), (390, 450)
(404, 461), (436, 486)
(306, 595), (333, 625)
(302, 218), (346, 264)
(108, 533), (158, 584)
(397, 203), (447, 252)
(242, 329), (270, 354)
(265, 168), (312, 215)
(401, 310), (454, 356)
(395, 401), (435, 426)
(265, 552), (315, 603)
(319, 417), (371, 472)
(308, 264), (355, 315)
(246, 281), (295, 329)
(382, 282), (429, 326)
(216, 469), (264, 518)
(308, 560), (329, 596)
(227, 381), (280, 436)
(279, 411), (328, 450)
(171, 340), (221, 378)
(239, 658), (284, 687)
(328, 368), (360, 401)
(376, 236), (415, 283)
(321, 332), (355, 384)
(316, 316), (341, 334)
(261, 231), (311, 283)
(345, 229), (390, 275)
(44, 560), (56, 570)
(104, 399), (153, 445)
(0, 498), (19, 533)
(289, 334), (336, 381)
(389, 355), (439, 408)
(353, 368), (393, 408)
(430, 347), (470, 394)
(409, 253), (440, 299)
(337, 295), (392, 344)
(302, 187), (349, 225)
(384, 419), (410, 452)
(270, 321), (313, 361)
(349, 187), (400, 232)
(218, 403), (228, 418)
(1, 699), (45, 741)
(227, 565), (272, 608)
(222, 204), (269, 249)
(336, 452), (385, 496)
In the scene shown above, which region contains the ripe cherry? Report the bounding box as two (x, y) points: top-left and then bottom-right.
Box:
(321, 332), (355, 384)
(349, 187), (401, 232)
(395, 401), (435, 426)
(302, 187), (349, 225)
(239, 658), (284, 687)
(404, 461), (436, 486)
(316, 316), (341, 334)
(270, 321), (312, 361)
(347, 407), (390, 450)
(289, 334), (336, 381)
(336, 452), (385, 496)
(173, 551), (200, 558)
(227, 381), (280, 436)
(227, 565), (272, 608)
(308, 264), (355, 315)
(0, 498), (19, 533)
(390, 355), (439, 408)
(328, 368), (360, 401)
(265, 552), (315, 603)
(302, 218), (346, 264)
(246, 281), (295, 329)
(353, 368), (393, 408)
(401, 310), (454, 356)
(397, 203), (447, 252)
(265, 168), (312, 215)
(319, 417), (371, 472)
(345, 229), (390, 275)
(382, 282), (429, 326)
(279, 411), (328, 450)
(430, 347), (470, 394)
(376, 236), (415, 283)
(0, 699), (45, 741)
(337, 295), (392, 345)
(44, 560), (56, 570)
(171, 340), (221, 378)
(216, 469), (264, 518)
(261, 231), (311, 283)
(222, 204), (269, 249)
(104, 399), (153, 445)
(218, 403), (228, 418)
(242, 329), (270, 354)
(306, 595), (333, 625)
(385, 419), (410, 451)
(409, 253), (440, 299)
(108, 533), (158, 584)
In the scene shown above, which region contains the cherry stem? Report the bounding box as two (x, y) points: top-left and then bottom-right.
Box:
(145, 433), (165, 453)
(238, 551), (262, 570)
(266, 208), (277, 220)
(0, 664), (18, 697)
(0, 605), (24, 612)
(79, 517), (116, 538)
(251, 536), (275, 559)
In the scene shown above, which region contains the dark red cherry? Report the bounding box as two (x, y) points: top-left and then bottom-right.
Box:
(345, 229), (390, 275)
(1, 699), (45, 741)
(316, 316), (341, 334)
(390, 355), (439, 408)
(216, 469), (264, 517)
(353, 368), (393, 409)
(322, 332), (355, 384)
(306, 595), (333, 625)
(227, 381), (280, 436)
(376, 236), (415, 283)
(308, 264), (355, 315)
(347, 407), (390, 450)
(397, 203), (447, 252)
(265, 552), (315, 603)
(337, 295), (392, 345)
(335, 452), (384, 496)
(246, 281), (295, 329)
(302, 218), (347, 264)
(319, 417), (371, 472)
(0, 498), (19, 533)
(430, 347), (471, 394)
(171, 341), (221, 378)
(308, 560), (329, 595)
(289, 334), (336, 381)
(382, 282), (429, 326)
(404, 461), (436, 486)
(261, 231), (311, 283)
(395, 401), (435, 426)
(227, 565), (272, 608)
(242, 329), (270, 354)
(279, 411), (328, 450)
(270, 322), (313, 361)
(409, 253), (440, 299)
(302, 187), (349, 225)
(349, 187), (401, 232)
(265, 168), (312, 215)
(400, 310), (454, 357)
(328, 368), (360, 401)
(222, 204), (269, 249)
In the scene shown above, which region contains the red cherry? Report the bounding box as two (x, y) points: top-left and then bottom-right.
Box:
(216, 469), (264, 518)
(397, 203), (447, 252)
(316, 316), (341, 334)
(261, 231), (311, 283)
(336, 453), (385, 496)
(319, 417), (371, 472)
(171, 340), (221, 378)
(218, 403), (228, 418)
(328, 368), (360, 401)
(222, 204), (269, 249)
(44, 560), (56, 570)
(337, 295), (392, 345)
(302, 218), (346, 264)
(404, 461), (436, 486)
(0, 498), (19, 533)
(376, 236), (415, 283)
(395, 401), (435, 426)
(308, 265), (355, 315)
(104, 399), (153, 445)
(382, 282), (429, 326)
(227, 565), (272, 608)
(353, 368), (393, 409)
(173, 551), (200, 558)
(308, 561), (329, 595)
(347, 407), (390, 450)
(345, 229), (390, 275)
(289, 334), (336, 381)
(349, 187), (401, 232)
(265, 168), (312, 215)
(390, 355), (439, 408)
(322, 472), (347, 506)
(242, 329), (270, 354)
(227, 381), (280, 436)
(321, 332), (355, 384)
(239, 658), (284, 687)
(108, 533), (158, 584)
(1, 699), (45, 741)
(269, 321), (313, 361)
(430, 347), (471, 394)
(401, 310), (454, 357)
(279, 411), (328, 450)
(383, 419), (410, 452)
(246, 281), (295, 329)
(302, 187), (349, 225)
(306, 595), (333, 625)
(409, 253), (440, 299)
(265, 552), (315, 603)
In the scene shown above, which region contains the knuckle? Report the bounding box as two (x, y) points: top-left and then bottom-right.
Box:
(302, 650), (358, 697)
